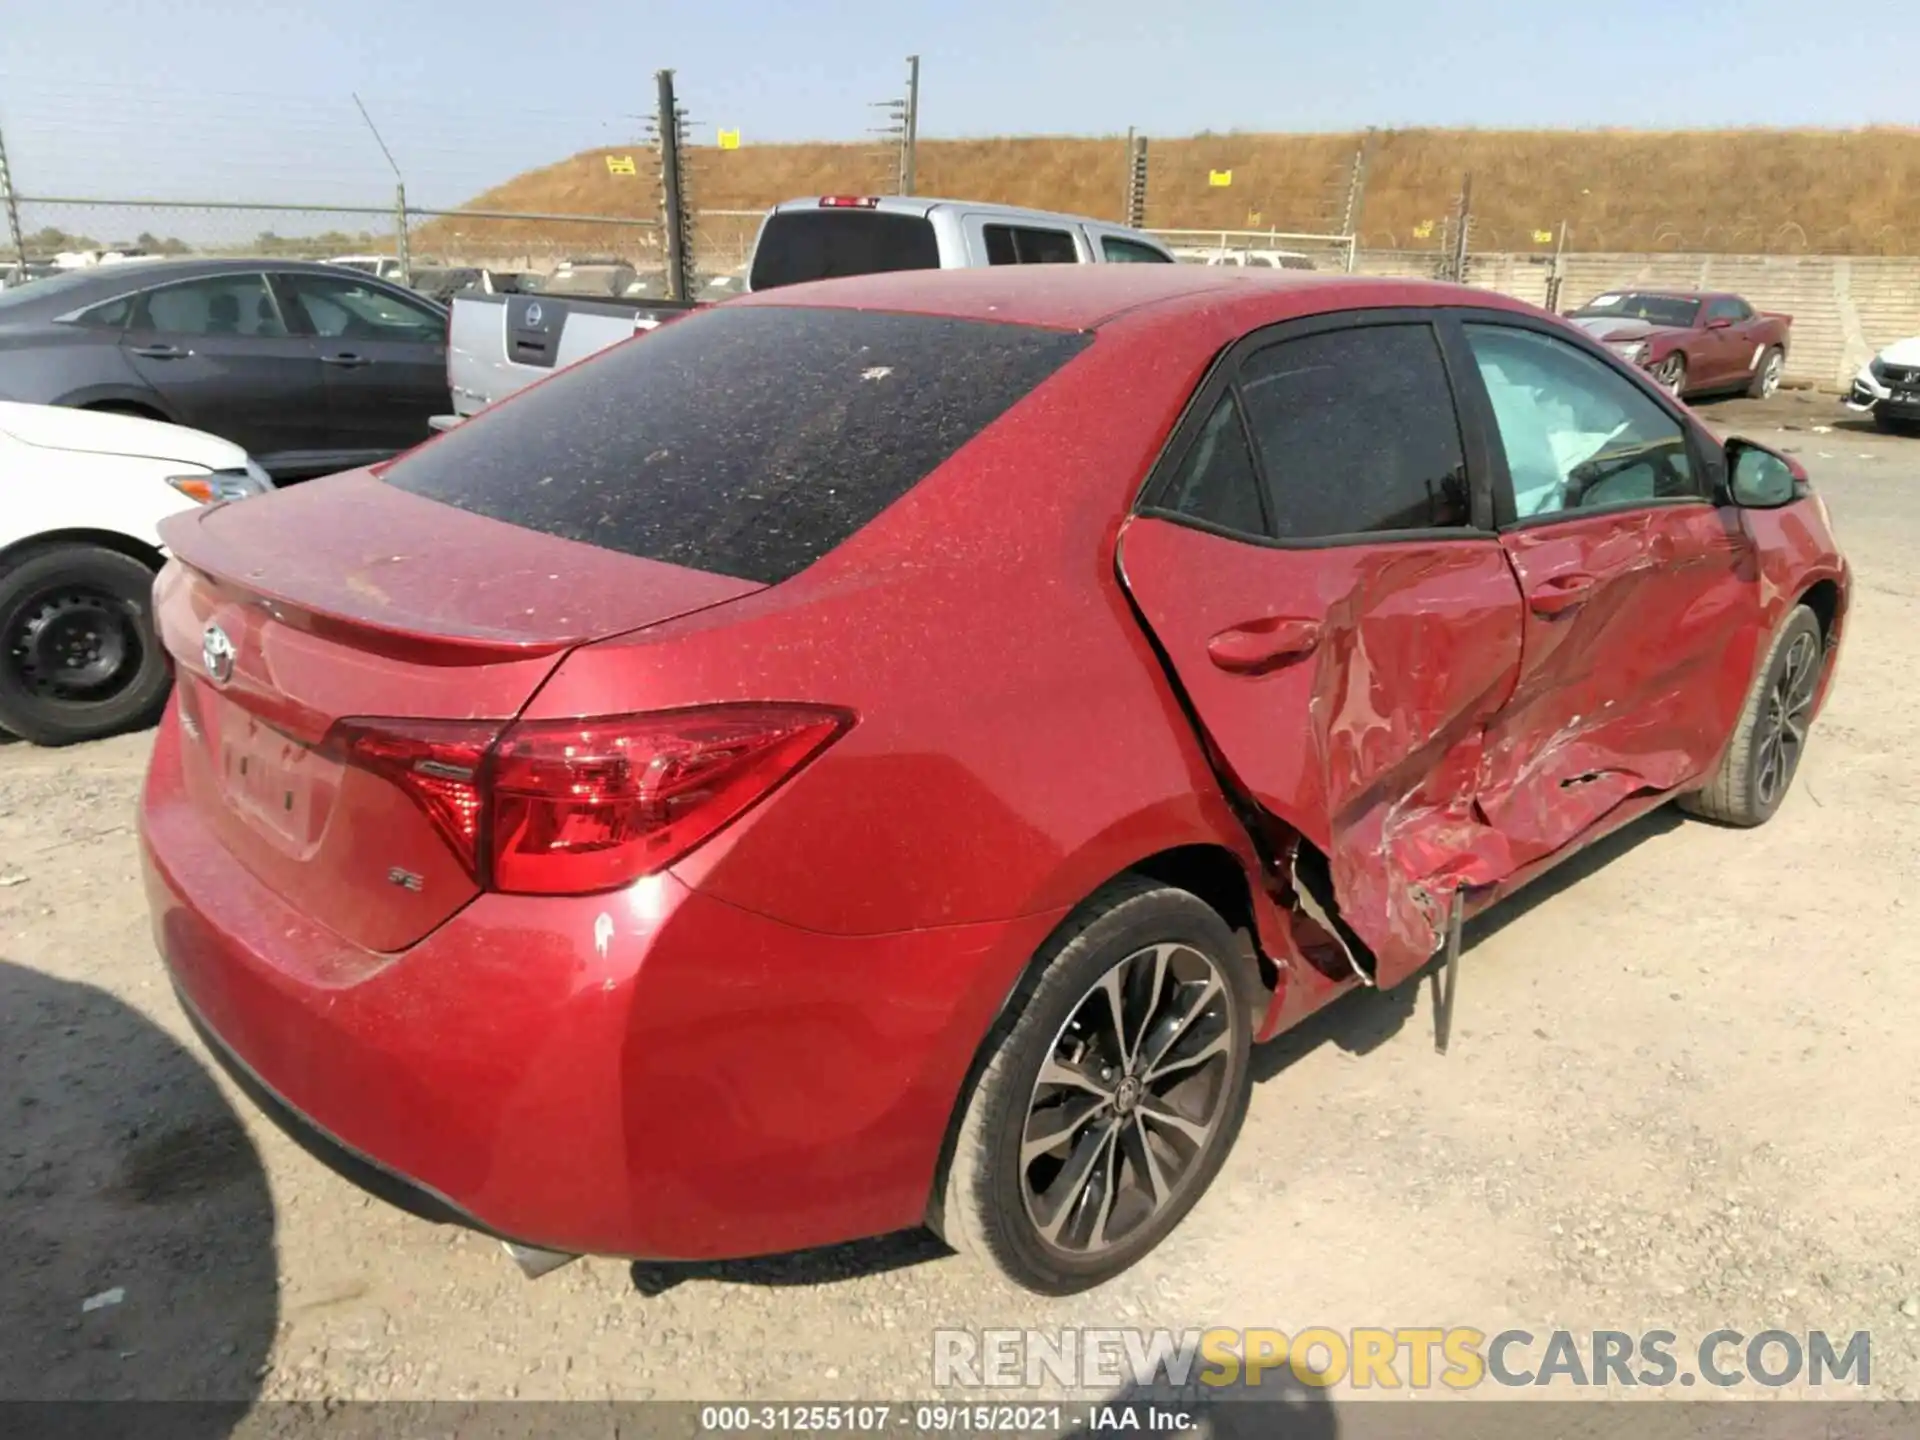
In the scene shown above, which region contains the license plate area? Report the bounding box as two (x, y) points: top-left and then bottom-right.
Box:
(202, 687), (338, 852)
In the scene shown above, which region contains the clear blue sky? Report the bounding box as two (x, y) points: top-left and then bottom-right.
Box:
(2, 0), (1911, 212)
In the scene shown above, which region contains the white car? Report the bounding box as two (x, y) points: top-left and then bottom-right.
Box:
(0, 402), (273, 746)
(1847, 336), (1920, 434)
(326, 254), (408, 282)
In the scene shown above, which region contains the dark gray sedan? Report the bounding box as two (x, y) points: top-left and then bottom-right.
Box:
(0, 258), (450, 480)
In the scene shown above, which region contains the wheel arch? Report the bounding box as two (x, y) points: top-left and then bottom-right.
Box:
(0, 528), (167, 577)
(1797, 575), (1843, 644)
(922, 839), (1276, 1230)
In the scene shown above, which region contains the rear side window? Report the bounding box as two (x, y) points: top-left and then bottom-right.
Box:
(73, 294), (135, 330)
(748, 211), (941, 291)
(984, 226), (1079, 265)
(1237, 324), (1470, 538)
(1161, 393), (1265, 536)
(383, 306), (1091, 584)
(1101, 237), (1171, 264)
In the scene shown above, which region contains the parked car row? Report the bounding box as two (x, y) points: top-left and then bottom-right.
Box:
(0, 258), (450, 480)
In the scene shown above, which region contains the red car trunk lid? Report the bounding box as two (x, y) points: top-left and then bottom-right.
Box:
(153, 471), (762, 951)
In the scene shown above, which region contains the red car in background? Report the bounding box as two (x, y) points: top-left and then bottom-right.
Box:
(140, 266), (1847, 1296)
(1568, 290), (1791, 400)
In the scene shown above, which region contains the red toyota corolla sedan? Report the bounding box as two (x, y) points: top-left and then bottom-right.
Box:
(139, 266), (1848, 1295)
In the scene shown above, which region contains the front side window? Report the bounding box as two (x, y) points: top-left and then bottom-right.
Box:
(1705, 297), (1750, 323)
(983, 226), (1079, 266)
(1236, 324), (1471, 539)
(133, 274), (286, 337)
(1464, 324), (1699, 519)
(275, 274), (441, 341)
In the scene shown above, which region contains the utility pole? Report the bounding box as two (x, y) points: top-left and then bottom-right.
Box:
(654, 69), (694, 302)
(0, 117), (25, 269)
(870, 58), (920, 195)
(1445, 172), (1475, 283)
(1339, 128), (1377, 240)
(1545, 218), (1569, 312)
(1122, 129), (1149, 230)
(901, 55), (920, 196)
(353, 93), (410, 283)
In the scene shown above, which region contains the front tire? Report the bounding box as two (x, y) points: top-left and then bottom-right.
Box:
(1654, 352), (1688, 397)
(0, 543), (171, 746)
(1747, 346), (1784, 399)
(932, 877), (1256, 1295)
(1680, 605), (1824, 826)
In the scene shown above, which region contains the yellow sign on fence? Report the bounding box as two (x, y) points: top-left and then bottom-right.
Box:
(1532, 229), (1554, 244)
(605, 154), (637, 176)
(1413, 220), (1435, 239)
(1208, 169), (1233, 188)
(718, 129), (741, 150)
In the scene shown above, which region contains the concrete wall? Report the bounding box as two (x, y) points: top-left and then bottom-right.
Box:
(1354, 250), (1920, 388)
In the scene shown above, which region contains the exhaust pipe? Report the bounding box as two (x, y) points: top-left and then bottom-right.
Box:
(502, 1240), (580, 1279)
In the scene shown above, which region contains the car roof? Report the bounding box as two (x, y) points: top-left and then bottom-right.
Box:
(0, 256), (434, 322)
(730, 264), (1535, 334)
(767, 194), (1165, 240)
(1588, 289), (1719, 302)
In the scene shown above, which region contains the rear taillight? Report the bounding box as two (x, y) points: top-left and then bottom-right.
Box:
(327, 705), (850, 897)
(327, 718), (500, 877)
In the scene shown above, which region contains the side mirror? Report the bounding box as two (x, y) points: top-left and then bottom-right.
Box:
(1726, 439), (1801, 508)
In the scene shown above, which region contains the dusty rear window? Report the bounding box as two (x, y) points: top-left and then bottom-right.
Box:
(382, 304), (1090, 584)
(748, 211), (941, 291)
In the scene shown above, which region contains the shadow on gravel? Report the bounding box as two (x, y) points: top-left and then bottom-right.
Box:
(1067, 1367), (1338, 1439)
(1252, 804), (1684, 1082)
(630, 1227), (951, 1295)
(0, 958), (277, 1422)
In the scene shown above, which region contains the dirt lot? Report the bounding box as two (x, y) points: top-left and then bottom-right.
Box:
(3, 392), (1917, 1414)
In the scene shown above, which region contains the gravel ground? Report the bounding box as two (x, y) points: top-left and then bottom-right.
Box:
(2, 392), (1917, 1417)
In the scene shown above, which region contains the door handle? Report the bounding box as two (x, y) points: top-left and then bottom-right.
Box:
(1528, 573), (1597, 617)
(320, 352), (372, 367)
(1207, 617), (1322, 674)
(128, 343), (188, 359)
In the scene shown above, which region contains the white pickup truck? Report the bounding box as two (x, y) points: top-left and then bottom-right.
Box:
(431, 196), (1173, 429)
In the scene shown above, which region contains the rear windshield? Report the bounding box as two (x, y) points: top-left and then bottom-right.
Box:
(748, 210), (941, 292)
(383, 304), (1090, 584)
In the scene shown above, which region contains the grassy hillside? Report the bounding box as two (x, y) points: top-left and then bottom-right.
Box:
(422, 127), (1920, 258)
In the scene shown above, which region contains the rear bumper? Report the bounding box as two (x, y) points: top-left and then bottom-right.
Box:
(140, 702), (1062, 1261)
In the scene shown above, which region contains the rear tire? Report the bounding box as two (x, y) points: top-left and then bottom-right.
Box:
(0, 543), (171, 746)
(931, 877), (1256, 1295)
(1746, 347), (1784, 399)
(1679, 605), (1823, 827)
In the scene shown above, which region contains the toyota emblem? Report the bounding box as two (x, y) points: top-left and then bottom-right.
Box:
(202, 623), (236, 685)
(524, 302), (544, 327)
